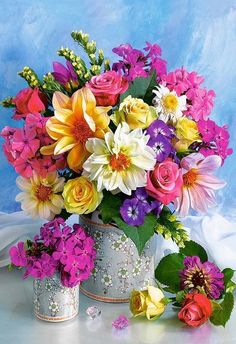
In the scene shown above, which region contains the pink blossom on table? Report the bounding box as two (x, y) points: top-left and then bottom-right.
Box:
(161, 68), (215, 121)
(9, 242), (27, 267)
(112, 315), (129, 330)
(12, 87), (47, 120)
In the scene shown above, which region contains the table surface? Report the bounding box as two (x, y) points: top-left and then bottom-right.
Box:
(0, 268), (235, 344)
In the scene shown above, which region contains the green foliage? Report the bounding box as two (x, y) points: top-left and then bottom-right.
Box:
(99, 191), (156, 255)
(155, 253), (185, 293)
(179, 240), (208, 262)
(155, 206), (189, 248)
(210, 293), (234, 327)
(120, 71), (158, 105)
(222, 268), (236, 293)
(0, 96), (15, 108)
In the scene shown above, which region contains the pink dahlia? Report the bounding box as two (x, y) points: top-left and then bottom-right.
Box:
(175, 153), (226, 217)
(180, 256), (224, 299)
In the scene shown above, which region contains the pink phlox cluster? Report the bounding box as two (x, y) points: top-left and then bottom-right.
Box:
(1, 113), (66, 178)
(161, 68), (215, 121)
(9, 218), (96, 287)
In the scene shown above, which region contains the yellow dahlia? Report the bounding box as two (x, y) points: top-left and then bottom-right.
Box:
(15, 172), (65, 220)
(40, 87), (111, 172)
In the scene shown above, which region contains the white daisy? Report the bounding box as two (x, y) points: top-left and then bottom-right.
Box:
(83, 123), (156, 195)
(152, 85), (187, 124)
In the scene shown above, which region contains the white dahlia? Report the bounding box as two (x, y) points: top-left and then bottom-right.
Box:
(153, 85), (187, 124)
(16, 172), (65, 220)
(83, 123), (156, 195)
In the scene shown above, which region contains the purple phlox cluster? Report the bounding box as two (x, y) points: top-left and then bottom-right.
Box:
(120, 188), (162, 226)
(197, 119), (233, 163)
(0, 113), (66, 178)
(112, 42), (167, 81)
(146, 119), (176, 163)
(112, 315), (129, 330)
(52, 61), (78, 87)
(9, 218), (96, 288)
(179, 256), (224, 300)
(161, 68), (215, 121)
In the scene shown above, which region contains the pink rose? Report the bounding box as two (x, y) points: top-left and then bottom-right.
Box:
(146, 158), (183, 205)
(13, 87), (47, 120)
(86, 71), (128, 106)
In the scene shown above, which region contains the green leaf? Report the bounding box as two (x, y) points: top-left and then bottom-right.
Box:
(8, 264), (14, 272)
(113, 213), (156, 255)
(176, 290), (187, 303)
(210, 293), (234, 327)
(222, 268), (235, 287)
(99, 191), (121, 223)
(120, 71), (158, 104)
(179, 240), (208, 262)
(155, 253), (185, 293)
(226, 280), (236, 293)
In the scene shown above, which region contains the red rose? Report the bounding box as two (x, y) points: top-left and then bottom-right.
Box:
(178, 293), (212, 327)
(86, 71), (128, 106)
(13, 87), (47, 120)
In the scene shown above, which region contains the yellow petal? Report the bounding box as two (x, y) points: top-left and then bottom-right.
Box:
(71, 89), (83, 117)
(54, 136), (76, 155)
(67, 144), (89, 172)
(147, 286), (164, 306)
(40, 142), (57, 156)
(52, 91), (71, 110)
(81, 87), (96, 113)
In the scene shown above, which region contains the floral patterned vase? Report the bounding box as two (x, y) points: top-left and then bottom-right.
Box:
(80, 212), (156, 303)
(33, 274), (79, 322)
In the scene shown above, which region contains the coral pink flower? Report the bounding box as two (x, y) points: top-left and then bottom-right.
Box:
(175, 153), (226, 217)
(146, 158), (183, 205)
(13, 87), (47, 120)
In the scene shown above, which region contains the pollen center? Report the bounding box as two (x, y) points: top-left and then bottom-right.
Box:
(163, 94), (178, 112)
(73, 119), (93, 143)
(36, 185), (52, 201)
(110, 153), (130, 172)
(183, 169), (197, 186)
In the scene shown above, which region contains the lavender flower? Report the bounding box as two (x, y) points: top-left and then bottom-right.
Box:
(148, 135), (172, 162)
(179, 256), (224, 300)
(120, 198), (146, 226)
(146, 120), (174, 139)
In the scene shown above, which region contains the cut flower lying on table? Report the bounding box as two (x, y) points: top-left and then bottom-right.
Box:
(0, 29), (232, 255)
(130, 241), (236, 327)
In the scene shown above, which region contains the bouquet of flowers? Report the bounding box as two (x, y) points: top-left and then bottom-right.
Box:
(9, 218), (96, 287)
(130, 240), (235, 327)
(1, 30), (232, 254)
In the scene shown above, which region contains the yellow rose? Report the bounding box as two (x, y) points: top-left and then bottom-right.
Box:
(175, 117), (201, 151)
(130, 286), (166, 320)
(111, 95), (157, 129)
(62, 176), (103, 214)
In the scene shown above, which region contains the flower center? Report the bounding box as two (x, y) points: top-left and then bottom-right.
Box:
(35, 185), (52, 201)
(163, 94), (178, 112)
(110, 153), (130, 172)
(191, 270), (206, 287)
(73, 119), (93, 144)
(183, 169), (197, 186)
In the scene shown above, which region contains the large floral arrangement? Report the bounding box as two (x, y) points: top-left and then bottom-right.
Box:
(1, 30), (232, 254)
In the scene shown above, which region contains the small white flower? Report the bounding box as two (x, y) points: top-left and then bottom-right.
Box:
(101, 274), (113, 287)
(111, 241), (123, 251)
(49, 301), (59, 313)
(118, 268), (129, 279)
(117, 234), (128, 244)
(132, 266), (141, 276)
(153, 85), (187, 124)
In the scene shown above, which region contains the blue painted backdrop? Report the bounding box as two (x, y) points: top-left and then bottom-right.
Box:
(0, 0), (236, 214)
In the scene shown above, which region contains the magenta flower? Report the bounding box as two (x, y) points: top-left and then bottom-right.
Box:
(30, 253), (56, 280)
(180, 256), (224, 299)
(52, 61), (78, 87)
(9, 242), (27, 267)
(112, 315), (129, 330)
(52, 240), (75, 264)
(12, 127), (40, 159)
